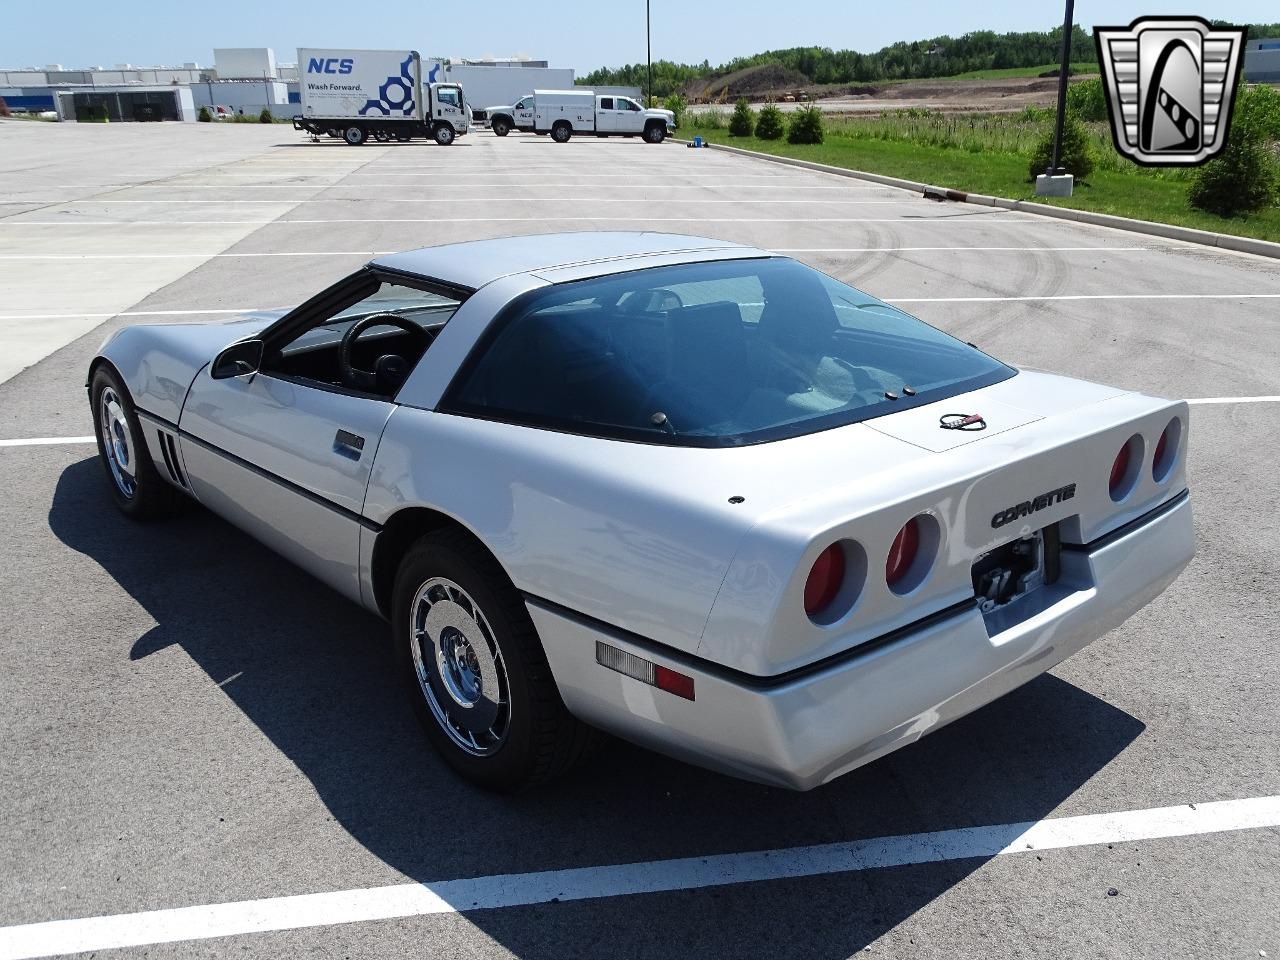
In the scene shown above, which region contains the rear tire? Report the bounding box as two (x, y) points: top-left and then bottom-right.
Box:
(434, 124), (455, 146)
(89, 366), (187, 520)
(491, 118), (510, 137)
(551, 121), (572, 143)
(392, 528), (601, 790)
(344, 125), (367, 146)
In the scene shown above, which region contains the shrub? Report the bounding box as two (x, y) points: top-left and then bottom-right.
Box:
(1188, 133), (1279, 217)
(786, 104), (825, 144)
(685, 109), (724, 129)
(662, 93), (687, 128)
(197, 106), (212, 122)
(728, 98), (755, 137)
(1234, 83), (1280, 143)
(258, 107), (273, 123)
(1065, 77), (1108, 122)
(1027, 111), (1095, 180)
(755, 103), (785, 140)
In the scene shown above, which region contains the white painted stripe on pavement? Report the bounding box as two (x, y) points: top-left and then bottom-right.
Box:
(0, 436), (95, 447)
(0, 796), (1277, 960)
(0, 308), (278, 321)
(0, 218), (1033, 226)
(0, 198), (920, 205)
(0, 247), (1150, 261)
(889, 294), (1280, 303)
(1187, 396), (1280, 404)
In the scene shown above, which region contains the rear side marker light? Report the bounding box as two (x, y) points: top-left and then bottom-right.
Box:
(595, 641), (695, 701)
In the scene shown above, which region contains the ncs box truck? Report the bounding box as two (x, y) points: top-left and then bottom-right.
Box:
(292, 48), (469, 145)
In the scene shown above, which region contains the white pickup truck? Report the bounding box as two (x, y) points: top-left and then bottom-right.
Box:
(498, 89), (673, 143)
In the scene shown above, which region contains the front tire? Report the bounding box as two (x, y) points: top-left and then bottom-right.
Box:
(434, 124), (455, 146)
(90, 366), (186, 519)
(644, 123), (666, 144)
(551, 121), (572, 143)
(392, 529), (599, 790)
(344, 125), (367, 146)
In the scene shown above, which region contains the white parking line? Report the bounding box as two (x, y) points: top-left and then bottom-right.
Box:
(1187, 396), (1280, 404)
(0, 436), (96, 447)
(0, 308), (280, 321)
(0, 198), (922, 205)
(890, 294), (1280, 302)
(0, 218), (1036, 226)
(0, 795), (1276, 960)
(0, 247), (1152, 261)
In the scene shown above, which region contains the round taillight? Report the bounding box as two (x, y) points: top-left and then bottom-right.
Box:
(1153, 418), (1181, 483)
(1109, 442), (1131, 496)
(886, 518), (921, 587)
(804, 543), (845, 617)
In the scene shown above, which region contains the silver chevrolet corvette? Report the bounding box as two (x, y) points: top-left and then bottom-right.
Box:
(89, 233), (1194, 791)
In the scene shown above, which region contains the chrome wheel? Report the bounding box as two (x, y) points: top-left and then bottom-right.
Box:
(98, 386), (137, 499)
(410, 577), (510, 756)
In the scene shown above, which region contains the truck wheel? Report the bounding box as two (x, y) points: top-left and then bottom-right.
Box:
(491, 118), (510, 137)
(344, 125), (367, 146)
(392, 528), (602, 790)
(434, 124), (455, 146)
(374, 130), (390, 142)
(644, 123), (666, 144)
(551, 122), (572, 143)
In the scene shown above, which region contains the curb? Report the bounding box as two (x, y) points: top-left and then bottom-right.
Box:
(690, 140), (1280, 260)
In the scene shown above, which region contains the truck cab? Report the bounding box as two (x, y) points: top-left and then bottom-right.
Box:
(429, 83), (469, 141)
(486, 95), (535, 137)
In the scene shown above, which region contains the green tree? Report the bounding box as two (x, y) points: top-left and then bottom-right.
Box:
(787, 105), (825, 144)
(1188, 134), (1279, 217)
(755, 103), (785, 140)
(258, 107), (274, 123)
(728, 98), (756, 136)
(197, 106), (212, 122)
(1027, 111), (1095, 180)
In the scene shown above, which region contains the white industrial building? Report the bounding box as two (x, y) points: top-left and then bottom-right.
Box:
(1243, 37), (1280, 83)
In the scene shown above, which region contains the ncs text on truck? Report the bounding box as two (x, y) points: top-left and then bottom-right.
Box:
(292, 48), (469, 145)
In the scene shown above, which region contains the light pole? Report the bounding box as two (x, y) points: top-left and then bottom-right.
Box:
(646, 0), (652, 106)
(1036, 0), (1076, 196)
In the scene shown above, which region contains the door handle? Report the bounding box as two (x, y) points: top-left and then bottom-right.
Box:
(334, 429), (365, 459)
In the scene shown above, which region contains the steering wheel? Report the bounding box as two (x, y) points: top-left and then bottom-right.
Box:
(338, 313), (431, 394)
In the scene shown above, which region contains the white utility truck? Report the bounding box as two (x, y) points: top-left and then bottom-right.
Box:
(292, 48), (469, 145)
(528, 89), (675, 142)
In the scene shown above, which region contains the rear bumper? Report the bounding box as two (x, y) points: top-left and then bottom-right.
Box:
(532, 493), (1193, 790)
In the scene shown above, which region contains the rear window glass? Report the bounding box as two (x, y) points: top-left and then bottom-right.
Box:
(444, 258), (1013, 446)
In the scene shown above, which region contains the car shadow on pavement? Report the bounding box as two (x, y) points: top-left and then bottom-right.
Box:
(51, 456), (1145, 959)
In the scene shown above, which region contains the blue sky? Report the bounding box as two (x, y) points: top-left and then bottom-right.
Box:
(1, 0), (1275, 72)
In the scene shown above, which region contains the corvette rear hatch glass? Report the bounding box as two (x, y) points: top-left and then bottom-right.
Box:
(445, 258), (1014, 446)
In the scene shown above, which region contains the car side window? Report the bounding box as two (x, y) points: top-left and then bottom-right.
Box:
(600, 97), (614, 110)
(622, 99), (640, 111)
(262, 282), (461, 397)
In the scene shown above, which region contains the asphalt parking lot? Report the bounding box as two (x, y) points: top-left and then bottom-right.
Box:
(0, 119), (1278, 959)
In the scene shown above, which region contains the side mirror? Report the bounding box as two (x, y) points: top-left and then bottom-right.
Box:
(211, 339), (264, 379)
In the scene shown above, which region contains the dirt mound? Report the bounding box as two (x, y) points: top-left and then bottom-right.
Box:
(684, 63), (812, 103)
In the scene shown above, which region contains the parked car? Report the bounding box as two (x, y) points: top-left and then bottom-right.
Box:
(88, 233), (1194, 791)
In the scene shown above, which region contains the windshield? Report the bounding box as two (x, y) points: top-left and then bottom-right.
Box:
(444, 258), (1013, 446)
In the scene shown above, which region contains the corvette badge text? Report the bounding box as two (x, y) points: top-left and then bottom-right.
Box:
(991, 483), (1077, 529)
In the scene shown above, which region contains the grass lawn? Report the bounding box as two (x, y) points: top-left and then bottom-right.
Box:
(682, 125), (1280, 243)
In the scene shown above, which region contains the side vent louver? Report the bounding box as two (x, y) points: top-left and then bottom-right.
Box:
(156, 430), (187, 488)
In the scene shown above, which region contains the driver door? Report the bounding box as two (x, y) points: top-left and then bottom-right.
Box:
(177, 272), (461, 604)
(513, 96), (534, 129)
